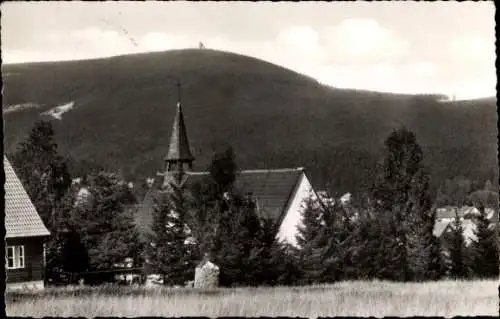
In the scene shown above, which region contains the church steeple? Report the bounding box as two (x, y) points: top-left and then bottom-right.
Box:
(163, 81), (194, 186)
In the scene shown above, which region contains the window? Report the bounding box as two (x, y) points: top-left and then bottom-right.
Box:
(6, 245), (25, 269)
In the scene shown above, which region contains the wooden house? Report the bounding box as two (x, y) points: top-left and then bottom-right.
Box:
(4, 156), (50, 290)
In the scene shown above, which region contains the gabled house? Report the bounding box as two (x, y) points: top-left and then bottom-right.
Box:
(4, 156), (50, 290)
(134, 96), (322, 248)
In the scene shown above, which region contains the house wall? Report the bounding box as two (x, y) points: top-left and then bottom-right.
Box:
(6, 236), (46, 288)
(277, 173), (318, 247)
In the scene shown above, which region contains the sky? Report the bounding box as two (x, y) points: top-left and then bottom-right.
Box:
(1, 2), (496, 100)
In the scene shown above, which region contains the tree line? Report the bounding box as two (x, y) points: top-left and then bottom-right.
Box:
(9, 120), (499, 286)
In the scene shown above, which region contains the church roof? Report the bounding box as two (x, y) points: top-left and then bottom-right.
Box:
(4, 156), (51, 238)
(134, 168), (305, 236)
(165, 102), (194, 163)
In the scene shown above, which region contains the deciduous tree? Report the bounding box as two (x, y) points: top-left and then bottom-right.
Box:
(70, 172), (140, 272)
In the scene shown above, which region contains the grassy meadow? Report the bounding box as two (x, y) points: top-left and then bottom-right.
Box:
(6, 279), (498, 317)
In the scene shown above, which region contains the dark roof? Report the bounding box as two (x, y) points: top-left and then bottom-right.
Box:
(134, 168), (305, 235)
(165, 102), (194, 163)
(4, 156), (51, 238)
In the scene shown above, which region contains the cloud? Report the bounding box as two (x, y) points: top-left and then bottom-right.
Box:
(194, 31), (325, 77)
(313, 62), (443, 95)
(450, 36), (495, 63)
(314, 64), (400, 92)
(140, 33), (190, 52)
(71, 27), (141, 54)
(270, 26), (327, 74)
(2, 49), (87, 64)
(405, 62), (437, 77)
(276, 26), (319, 50)
(322, 18), (410, 63)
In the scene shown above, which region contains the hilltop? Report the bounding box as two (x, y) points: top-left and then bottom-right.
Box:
(2, 49), (498, 194)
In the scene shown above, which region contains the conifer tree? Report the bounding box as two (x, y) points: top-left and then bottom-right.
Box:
(149, 182), (196, 285)
(190, 146), (274, 287)
(345, 195), (387, 280)
(294, 197), (330, 284)
(11, 120), (79, 284)
(449, 209), (467, 278)
(373, 126), (431, 281)
(320, 197), (358, 282)
(189, 146), (238, 257)
(385, 207), (412, 281)
(11, 120), (72, 231)
(211, 191), (265, 286)
(406, 169), (438, 281)
(348, 205), (379, 279)
(45, 185), (90, 284)
(424, 208), (445, 280)
(471, 204), (499, 278)
(246, 217), (289, 286)
(275, 242), (303, 285)
(246, 217), (276, 285)
(209, 146), (237, 195)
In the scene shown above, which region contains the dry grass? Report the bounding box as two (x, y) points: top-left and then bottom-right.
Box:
(6, 279), (498, 317)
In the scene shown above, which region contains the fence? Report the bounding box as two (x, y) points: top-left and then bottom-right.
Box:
(46, 267), (146, 286)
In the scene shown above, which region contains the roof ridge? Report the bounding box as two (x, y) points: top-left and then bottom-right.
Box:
(240, 167), (304, 173)
(186, 171), (210, 175)
(185, 167), (304, 175)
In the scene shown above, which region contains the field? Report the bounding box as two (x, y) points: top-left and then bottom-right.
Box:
(6, 279), (498, 317)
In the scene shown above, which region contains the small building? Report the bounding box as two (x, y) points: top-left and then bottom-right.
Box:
(434, 205), (498, 247)
(4, 156), (51, 290)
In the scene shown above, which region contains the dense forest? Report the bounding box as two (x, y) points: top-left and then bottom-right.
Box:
(3, 49), (498, 196)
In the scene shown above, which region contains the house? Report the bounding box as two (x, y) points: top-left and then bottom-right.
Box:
(435, 219), (478, 246)
(134, 97), (323, 248)
(436, 205), (496, 222)
(4, 156), (51, 290)
(434, 205), (498, 246)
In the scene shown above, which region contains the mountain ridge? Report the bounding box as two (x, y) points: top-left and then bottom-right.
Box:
(2, 49), (497, 194)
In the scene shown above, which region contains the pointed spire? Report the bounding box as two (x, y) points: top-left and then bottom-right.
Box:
(165, 81), (194, 164)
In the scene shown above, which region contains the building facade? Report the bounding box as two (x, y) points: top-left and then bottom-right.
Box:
(4, 156), (51, 290)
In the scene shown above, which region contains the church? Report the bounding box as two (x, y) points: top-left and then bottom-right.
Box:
(135, 91), (323, 247)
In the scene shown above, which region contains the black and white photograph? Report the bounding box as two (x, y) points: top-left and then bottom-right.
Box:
(2, 1), (498, 317)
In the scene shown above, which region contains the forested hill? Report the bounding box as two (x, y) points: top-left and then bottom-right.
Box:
(2, 49), (497, 195)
